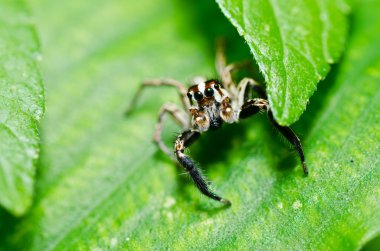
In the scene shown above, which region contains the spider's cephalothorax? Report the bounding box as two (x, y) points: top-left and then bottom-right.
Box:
(187, 79), (235, 132)
(127, 41), (308, 206)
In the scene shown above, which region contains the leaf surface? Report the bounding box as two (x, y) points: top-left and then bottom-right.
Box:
(216, 0), (349, 125)
(0, 0), (44, 216)
(0, 0), (379, 250)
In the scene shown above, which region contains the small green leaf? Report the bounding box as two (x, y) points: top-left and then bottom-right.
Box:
(0, 1), (44, 215)
(216, 0), (349, 125)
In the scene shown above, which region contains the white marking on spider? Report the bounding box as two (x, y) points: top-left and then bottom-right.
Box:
(198, 82), (205, 93)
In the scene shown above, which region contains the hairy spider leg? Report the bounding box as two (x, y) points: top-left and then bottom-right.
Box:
(215, 39), (239, 94)
(215, 39), (230, 85)
(239, 99), (309, 175)
(236, 77), (267, 108)
(126, 79), (190, 114)
(216, 39), (254, 99)
(175, 129), (231, 205)
(239, 98), (269, 119)
(241, 78), (267, 100)
(267, 111), (308, 175)
(154, 103), (189, 157)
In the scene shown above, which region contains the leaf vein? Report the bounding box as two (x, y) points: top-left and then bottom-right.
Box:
(266, 0), (289, 117)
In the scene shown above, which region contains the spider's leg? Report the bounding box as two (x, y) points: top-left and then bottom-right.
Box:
(154, 103), (189, 157)
(267, 111), (308, 175)
(238, 98), (269, 119)
(215, 39), (235, 92)
(175, 129), (231, 205)
(215, 39), (228, 82)
(236, 78), (267, 108)
(239, 99), (308, 175)
(216, 40), (256, 96)
(126, 79), (190, 114)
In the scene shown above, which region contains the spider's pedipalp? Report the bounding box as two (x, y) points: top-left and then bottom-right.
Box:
(175, 129), (231, 205)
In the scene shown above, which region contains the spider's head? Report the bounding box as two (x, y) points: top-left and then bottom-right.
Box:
(186, 79), (225, 108)
(187, 79), (233, 131)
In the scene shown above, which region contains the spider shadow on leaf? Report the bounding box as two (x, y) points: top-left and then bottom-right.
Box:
(190, 123), (247, 165)
(169, 114), (306, 212)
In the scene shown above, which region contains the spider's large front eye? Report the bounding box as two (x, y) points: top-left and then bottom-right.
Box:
(204, 87), (214, 97)
(194, 91), (203, 101)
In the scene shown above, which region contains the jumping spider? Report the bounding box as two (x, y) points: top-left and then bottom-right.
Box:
(127, 41), (308, 206)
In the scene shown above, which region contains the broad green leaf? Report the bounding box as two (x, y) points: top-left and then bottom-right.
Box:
(1, 0), (379, 250)
(363, 235), (380, 251)
(0, 0), (44, 216)
(216, 0), (349, 125)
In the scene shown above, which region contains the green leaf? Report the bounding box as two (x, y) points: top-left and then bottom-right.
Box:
(1, 0), (379, 250)
(216, 0), (349, 125)
(0, 0), (44, 216)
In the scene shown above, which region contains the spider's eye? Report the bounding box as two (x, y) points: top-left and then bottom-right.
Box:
(194, 91), (203, 101)
(214, 83), (220, 89)
(187, 93), (192, 99)
(204, 87), (214, 97)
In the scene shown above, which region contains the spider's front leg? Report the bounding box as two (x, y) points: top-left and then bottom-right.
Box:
(175, 129), (231, 205)
(239, 99), (309, 175)
(236, 78), (267, 107)
(154, 103), (189, 157)
(267, 112), (308, 175)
